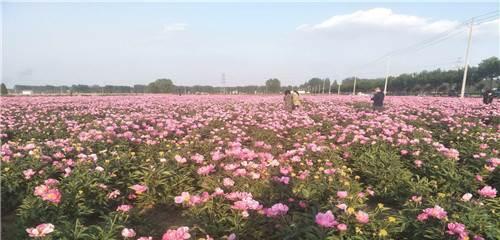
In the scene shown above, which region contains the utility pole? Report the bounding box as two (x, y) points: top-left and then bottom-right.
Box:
(384, 57), (391, 95)
(329, 81), (332, 94)
(460, 19), (474, 98)
(352, 76), (357, 95)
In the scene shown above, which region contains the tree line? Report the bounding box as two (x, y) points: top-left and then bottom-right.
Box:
(3, 56), (498, 96)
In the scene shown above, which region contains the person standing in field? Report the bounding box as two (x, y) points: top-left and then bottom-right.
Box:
(291, 90), (301, 110)
(283, 90), (293, 112)
(482, 88), (494, 104)
(371, 87), (385, 110)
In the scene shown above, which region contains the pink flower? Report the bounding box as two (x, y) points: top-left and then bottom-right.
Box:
(323, 168), (336, 175)
(23, 169), (36, 180)
(34, 184), (49, 197)
(121, 228), (136, 238)
(197, 164), (215, 176)
(41, 188), (62, 204)
(228, 233), (236, 240)
(232, 197), (261, 211)
(414, 160), (423, 168)
(138, 237), (153, 240)
(315, 210), (338, 228)
(175, 155), (187, 164)
(411, 195), (422, 203)
(44, 178), (59, 186)
(116, 204), (133, 212)
(478, 186), (497, 198)
(475, 175), (483, 182)
(355, 210), (369, 224)
(108, 190), (121, 199)
(337, 191), (348, 199)
(488, 158), (499, 168)
(264, 203), (289, 217)
(26, 223), (54, 238)
(162, 226), (190, 240)
(336, 203), (347, 210)
(24, 143), (36, 151)
(337, 223), (347, 231)
(129, 184), (148, 195)
(418, 205), (447, 221)
(461, 193), (472, 202)
(213, 187), (224, 196)
(417, 213), (429, 221)
(190, 153), (204, 163)
(446, 222), (469, 240)
(279, 176), (290, 184)
(174, 192), (191, 204)
(223, 178), (234, 187)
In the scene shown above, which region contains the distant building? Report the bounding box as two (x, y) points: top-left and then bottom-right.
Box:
(21, 90), (33, 95)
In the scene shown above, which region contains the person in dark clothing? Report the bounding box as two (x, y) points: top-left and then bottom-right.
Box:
(371, 87), (385, 110)
(482, 89), (494, 104)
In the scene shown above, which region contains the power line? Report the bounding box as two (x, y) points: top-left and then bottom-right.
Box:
(348, 10), (499, 74)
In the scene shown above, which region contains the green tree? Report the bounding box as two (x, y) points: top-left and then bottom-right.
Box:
(265, 78), (281, 93)
(147, 79), (175, 93)
(477, 57), (500, 88)
(0, 83), (8, 96)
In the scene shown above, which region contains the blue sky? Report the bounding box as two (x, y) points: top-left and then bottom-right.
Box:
(2, 2), (499, 87)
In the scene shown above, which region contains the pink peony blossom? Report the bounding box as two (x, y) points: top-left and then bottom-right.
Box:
(446, 222), (469, 240)
(129, 184), (148, 195)
(264, 203), (289, 217)
(197, 164), (215, 176)
(23, 169), (36, 180)
(223, 178), (235, 187)
(162, 226), (190, 240)
(355, 210), (369, 224)
(108, 189), (121, 199)
(175, 192), (191, 204)
(336, 191), (348, 199)
(26, 223), (54, 238)
(41, 188), (62, 204)
(478, 186), (497, 198)
(228, 233), (236, 240)
(116, 204), (133, 212)
(315, 210), (338, 228)
(418, 205), (447, 221)
(121, 228), (136, 238)
(175, 155), (187, 164)
(414, 160), (423, 168)
(461, 193), (472, 202)
(337, 223), (347, 231)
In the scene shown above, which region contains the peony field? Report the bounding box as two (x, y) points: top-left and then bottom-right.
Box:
(1, 95), (499, 240)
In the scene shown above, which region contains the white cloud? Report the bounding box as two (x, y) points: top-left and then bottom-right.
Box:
(164, 23), (188, 32)
(297, 8), (460, 34)
(475, 19), (500, 36)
